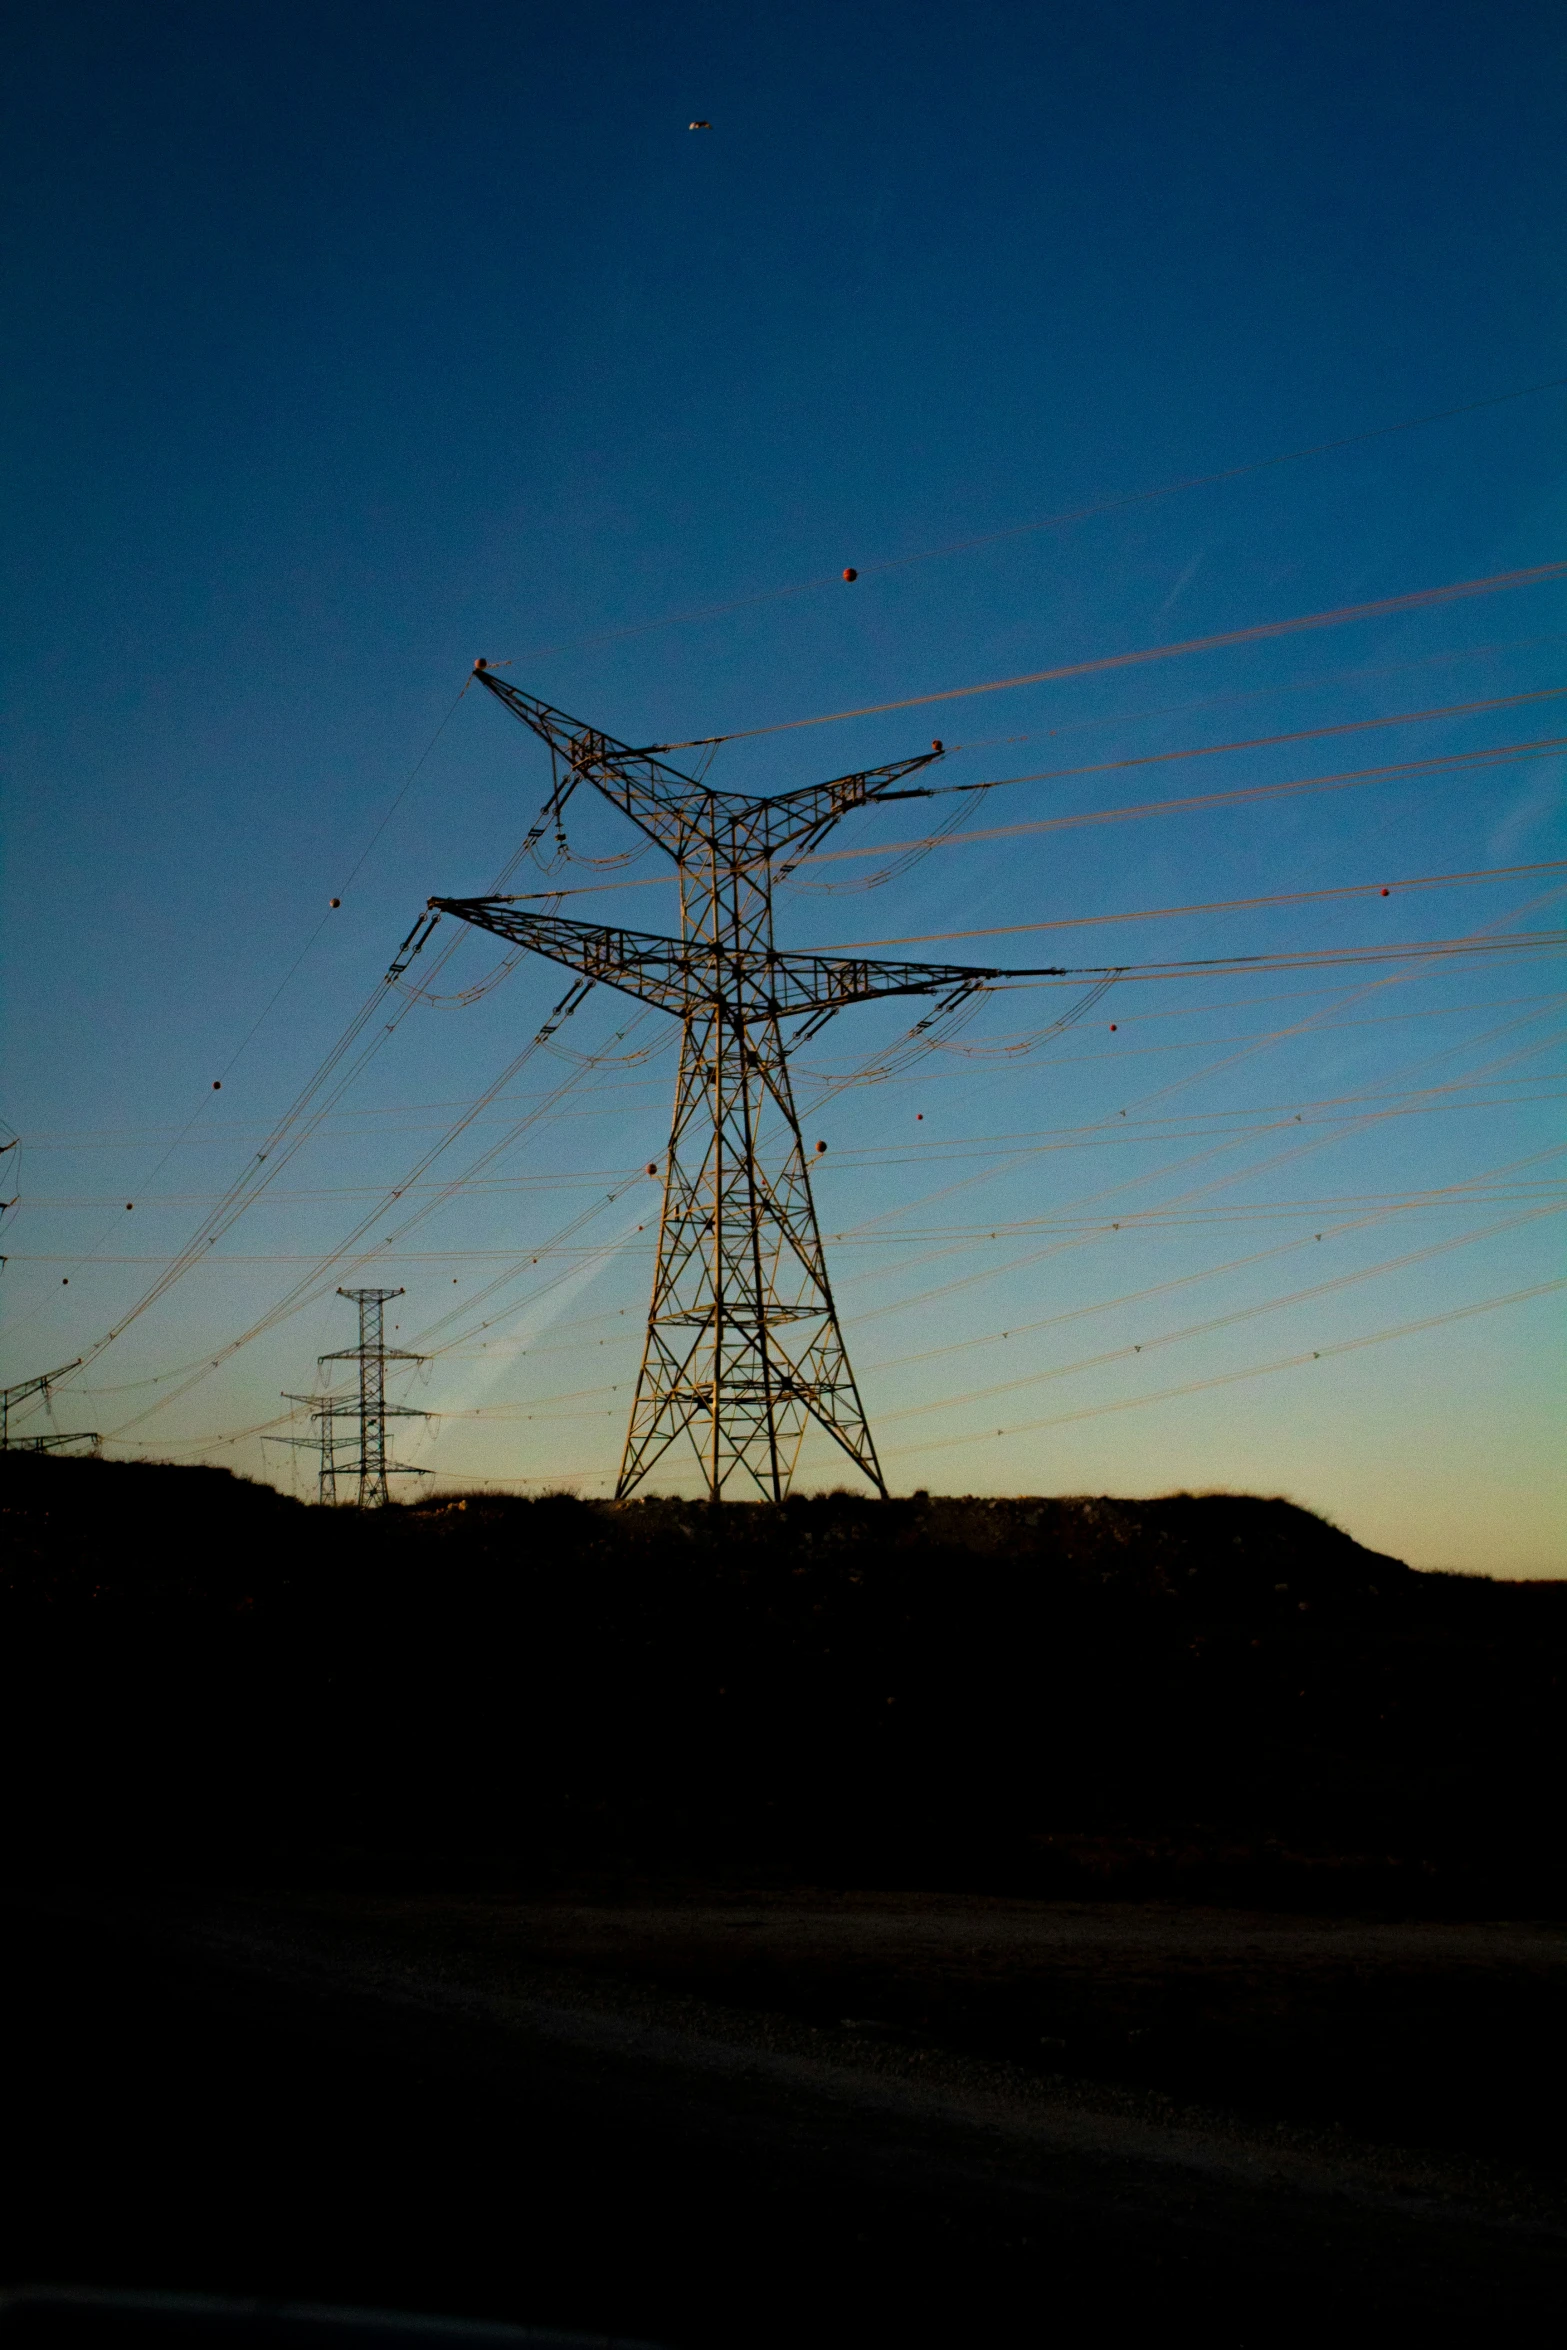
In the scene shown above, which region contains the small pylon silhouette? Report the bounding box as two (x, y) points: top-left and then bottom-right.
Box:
(276, 1391), (361, 1504)
(318, 1286), (430, 1507)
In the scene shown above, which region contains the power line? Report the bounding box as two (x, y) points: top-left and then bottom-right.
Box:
(375, 1074), (1565, 1373)
(801, 736), (1567, 883)
(911, 685), (1567, 796)
(359, 1198), (1567, 1440)
(829, 860), (1567, 951)
(435, 1154), (1565, 1404)
(457, 674), (1567, 909)
(103, 986), (636, 1440)
(697, 562), (1567, 741)
(504, 374), (1567, 667)
(25, 985), (1557, 1155)
(52, 586), (1564, 1480)
(373, 927), (1563, 1466)
(880, 1278), (1566, 1461)
(334, 685), (471, 901)
(874, 1203), (1564, 1425)
(25, 726), (586, 1395)
(915, 936), (1560, 998)
(488, 698), (1567, 906)
(829, 994), (1567, 1315)
(0, 688), (475, 1353)
(835, 1083), (1567, 1314)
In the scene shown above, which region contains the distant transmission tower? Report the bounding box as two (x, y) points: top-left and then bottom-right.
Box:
(318, 1286), (431, 1507)
(1, 1359), (99, 1454)
(423, 670), (1070, 1503)
(271, 1391), (361, 1504)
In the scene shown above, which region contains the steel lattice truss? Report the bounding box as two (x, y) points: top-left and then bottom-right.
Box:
(432, 671), (1061, 1502)
(318, 1286), (430, 1507)
(0, 1359), (98, 1454)
(277, 1391), (363, 1505)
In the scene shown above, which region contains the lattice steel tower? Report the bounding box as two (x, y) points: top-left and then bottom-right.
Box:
(427, 669), (1063, 1503)
(271, 1391), (362, 1505)
(319, 1286), (430, 1507)
(0, 1359), (99, 1455)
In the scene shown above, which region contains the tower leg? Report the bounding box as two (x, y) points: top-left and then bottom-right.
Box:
(617, 1009), (885, 1502)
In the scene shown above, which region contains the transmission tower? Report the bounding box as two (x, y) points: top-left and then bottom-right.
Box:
(0, 1131), (16, 1274)
(318, 1287), (431, 1507)
(270, 1391), (362, 1504)
(1, 1359), (100, 1454)
(425, 671), (1068, 1503)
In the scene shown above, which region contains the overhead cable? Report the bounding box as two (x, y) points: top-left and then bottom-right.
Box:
(864, 1141), (1567, 1376)
(801, 735), (1567, 879)
(831, 978), (1567, 1300)
(832, 860), (1567, 950)
(881, 1279), (1566, 1459)
(874, 1203), (1564, 1424)
(504, 375), (1567, 667)
(705, 562), (1567, 741)
(103, 989), (628, 1438)
(905, 685), (1567, 798)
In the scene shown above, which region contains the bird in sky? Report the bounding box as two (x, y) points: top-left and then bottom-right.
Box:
(689, 119), (711, 130)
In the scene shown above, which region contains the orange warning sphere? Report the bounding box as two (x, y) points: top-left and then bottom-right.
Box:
(474, 657), (488, 671)
(842, 568), (858, 582)
(646, 1161), (658, 1176)
(329, 897), (341, 908)
(931, 739), (943, 752)
(212, 1080), (221, 1090)
(1380, 887), (1390, 897)
(814, 1139), (827, 1154)
(1109, 1023), (1117, 1031)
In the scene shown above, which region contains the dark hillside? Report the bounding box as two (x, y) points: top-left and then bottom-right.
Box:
(3, 1454), (1562, 1908)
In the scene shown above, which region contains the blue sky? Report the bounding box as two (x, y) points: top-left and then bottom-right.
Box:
(2, 0), (1563, 1568)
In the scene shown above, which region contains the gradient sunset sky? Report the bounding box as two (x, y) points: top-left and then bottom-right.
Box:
(2, 1), (1563, 1570)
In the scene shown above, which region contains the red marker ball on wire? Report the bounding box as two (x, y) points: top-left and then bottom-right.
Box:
(842, 568), (857, 582)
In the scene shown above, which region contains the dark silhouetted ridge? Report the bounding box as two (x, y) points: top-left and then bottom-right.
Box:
(3, 1454), (1561, 1909)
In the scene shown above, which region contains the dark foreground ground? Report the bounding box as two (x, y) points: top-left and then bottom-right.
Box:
(4, 1458), (1564, 2338)
(5, 1886), (1566, 2345)
(6, 1456), (1565, 1906)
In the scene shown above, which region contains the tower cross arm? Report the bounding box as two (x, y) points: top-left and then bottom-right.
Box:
(428, 899), (1062, 1018)
(755, 749), (946, 860)
(471, 668), (944, 864)
(307, 1391), (429, 1410)
(471, 670), (705, 853)
(1, 1359), (83, 1412)
(429, 900), (706, 1014)
(317, 1349), (425, 1365)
